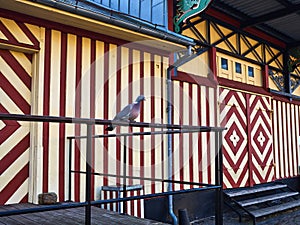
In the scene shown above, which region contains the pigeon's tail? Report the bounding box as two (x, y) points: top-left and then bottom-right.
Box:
(105, 125), (114, 131)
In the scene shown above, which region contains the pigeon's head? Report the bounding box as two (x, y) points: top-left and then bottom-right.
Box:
(135, 95), (146, 103)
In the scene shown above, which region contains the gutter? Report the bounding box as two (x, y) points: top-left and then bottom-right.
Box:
(32, 0), (195, 48)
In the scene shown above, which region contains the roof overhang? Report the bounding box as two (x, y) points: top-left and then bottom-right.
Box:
(0, 0), (195, 53)
(209, 0), (300, 49)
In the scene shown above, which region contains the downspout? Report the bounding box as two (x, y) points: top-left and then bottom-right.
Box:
(166, 65), (177, 225)
(166, 46), (207, 225)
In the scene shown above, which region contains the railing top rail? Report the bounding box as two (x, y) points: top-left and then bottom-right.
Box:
(0, 113), (226, 131)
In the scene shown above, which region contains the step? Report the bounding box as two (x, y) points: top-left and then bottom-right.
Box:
(224, 184), (287, 198)
(238, 191), (299, 207)
(250, 199), (300, 218)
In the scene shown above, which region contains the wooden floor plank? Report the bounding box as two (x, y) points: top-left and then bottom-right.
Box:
(0, 204), (40, 225)
(0, 204), (167, 225)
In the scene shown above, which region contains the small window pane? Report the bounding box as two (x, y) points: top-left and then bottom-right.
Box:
(248, 66), (254, 77)
(221, 58), (228, 70)
(235, 62), (242, 74)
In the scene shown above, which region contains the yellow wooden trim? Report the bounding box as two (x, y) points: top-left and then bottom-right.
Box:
(0, 42), (39, 53)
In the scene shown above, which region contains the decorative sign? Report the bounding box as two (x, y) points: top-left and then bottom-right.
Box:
(174, 0), (213, 33)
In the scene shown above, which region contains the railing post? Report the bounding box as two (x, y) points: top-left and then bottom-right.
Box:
(215, 131), (223, 225)
(68, 138), (73, 202)
(85, 123), (92, 225)
(122, 135), (127, 214)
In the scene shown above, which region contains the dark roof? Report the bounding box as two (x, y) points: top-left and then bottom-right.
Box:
(210, 0), (300, 48)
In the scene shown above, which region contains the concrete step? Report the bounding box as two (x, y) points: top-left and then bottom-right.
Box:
(224, 184), (287, 198)
(250, 199), (300, 218)
(238, 191), (299, 207)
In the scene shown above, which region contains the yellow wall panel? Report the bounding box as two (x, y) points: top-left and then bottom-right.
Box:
(217, 41), (231, 52)
(195, 21), (207, 40)
(178, 52), (209, 77)
(182, 29), (199, 41)
(218, 25), (232, 36)
(217, 52), (262, 86)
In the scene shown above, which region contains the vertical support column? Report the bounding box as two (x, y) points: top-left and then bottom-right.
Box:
(215, 131), (223, 225)
(209, 47), (218, 84)
(85, 124), (92, 225)
(283, 51), (291, 96)
(262, 64), (270, 91)
(123, 135), (128, 214)
(68, 138), (73, 202)
(246, 94), (254, 187)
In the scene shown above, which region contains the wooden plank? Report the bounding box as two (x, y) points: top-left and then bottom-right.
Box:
(238, 192), (299, 207)
(251, 199), (300, 218)
(224, 184), (287, 197)
(0, 204), (167, 225)
(0, 204), (39, 225)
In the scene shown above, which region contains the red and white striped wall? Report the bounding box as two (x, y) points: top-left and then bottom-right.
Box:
(0, 49), (32, 205)
(272, 98), (300, 180)
(0, 12), (219, 217)
(2, 9), (300, 219)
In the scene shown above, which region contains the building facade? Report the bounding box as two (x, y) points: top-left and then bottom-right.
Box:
(1, 0), (300, 222)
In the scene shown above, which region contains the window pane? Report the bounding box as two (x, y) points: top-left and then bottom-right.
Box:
(221, 58), (228, 70)
(248, 66), (254, 77)
(235, 62), (242, 74)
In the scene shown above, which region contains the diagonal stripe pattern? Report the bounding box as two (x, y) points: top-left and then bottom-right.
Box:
(0, 49), (32, 205)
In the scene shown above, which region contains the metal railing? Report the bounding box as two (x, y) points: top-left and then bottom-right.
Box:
(0, 113), (225, 225)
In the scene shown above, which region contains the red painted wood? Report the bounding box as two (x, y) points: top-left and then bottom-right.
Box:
(43, 28), (51, 194)
(209, 47), (218, 83)
(0, 72), (30, 114)
(0, 164), (29, 205)
(90, 39), (96, 201)
(59, 32), (67, 201)
(0, 49), (31, 89)
(74, 36), (82, 202)
(103, 42), (109, 188)
(262, 64), (269, 91)
(246, 94), (254, 186)
(0, 134), (30, 175)
(173, 71), (218, 88)
(218, 77), (270, 96)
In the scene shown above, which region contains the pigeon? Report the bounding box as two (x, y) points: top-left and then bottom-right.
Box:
(105, 95), (146, 131)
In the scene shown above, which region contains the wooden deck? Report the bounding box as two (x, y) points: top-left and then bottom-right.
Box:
(0, 204), (168, 225)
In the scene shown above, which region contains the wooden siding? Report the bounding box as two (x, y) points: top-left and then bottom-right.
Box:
(220, 88), (274, 188)
(0, 49), (32, 204)
(272, 99), (300, 179)
(0, 13), (219, 217)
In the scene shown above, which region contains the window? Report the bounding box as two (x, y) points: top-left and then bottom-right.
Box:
(248, 66), (254, 77)
(221, 58), (228, 70)
(235, 62), (242, 74)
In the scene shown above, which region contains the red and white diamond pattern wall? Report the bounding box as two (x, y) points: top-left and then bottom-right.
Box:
(220, 88), (249, 188)
(249, 95), (274, 185)
(0, 49), (32, 204)
(220, 88), (274, 188)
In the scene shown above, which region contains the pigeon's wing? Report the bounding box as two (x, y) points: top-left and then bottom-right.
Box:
(114, 103), (133, 120)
